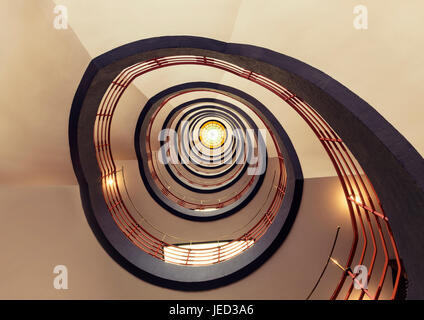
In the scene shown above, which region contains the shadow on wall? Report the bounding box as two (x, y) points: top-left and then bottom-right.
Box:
(0, 0), (91, 185)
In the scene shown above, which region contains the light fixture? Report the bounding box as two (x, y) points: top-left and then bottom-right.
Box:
(330, 257), (371, 298)
(164, 240), (254, 265)
(348, 194), (362, 205)
(199, 121), (226, 149)
(106, 177), (115, 186)
(194, 208), (219, 212)
(330, 257), (346, 271)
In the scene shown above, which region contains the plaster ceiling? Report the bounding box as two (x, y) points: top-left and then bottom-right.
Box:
(1, 0), (423, 185)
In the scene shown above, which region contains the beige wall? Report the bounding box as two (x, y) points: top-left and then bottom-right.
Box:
(0, 177), (393, 299)
(1, 0), (422, 185)
(55, 0), (424, 177)
(0, 0), (409, 300)
(0, 0), (90, 185)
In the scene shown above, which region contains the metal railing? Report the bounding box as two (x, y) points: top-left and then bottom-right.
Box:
(93, 55), (401, 299)
(94, 55), (286, 266)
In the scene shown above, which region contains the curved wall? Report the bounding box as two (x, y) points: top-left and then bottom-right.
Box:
(70, 36), (424, 298)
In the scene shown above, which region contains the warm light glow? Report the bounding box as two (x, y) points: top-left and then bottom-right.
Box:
(349, 194), (362, 205)
(106, 177), (115, 186)
(199, 121), (226, 149)
(330, 257), (346, 271)
(164, 240), (254, 265)
(194, 208), (218, 212)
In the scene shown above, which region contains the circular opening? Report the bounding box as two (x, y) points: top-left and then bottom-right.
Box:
(199, 120), (226, 149)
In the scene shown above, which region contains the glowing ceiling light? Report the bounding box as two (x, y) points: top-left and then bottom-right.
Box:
(199, 121), (226, 149)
